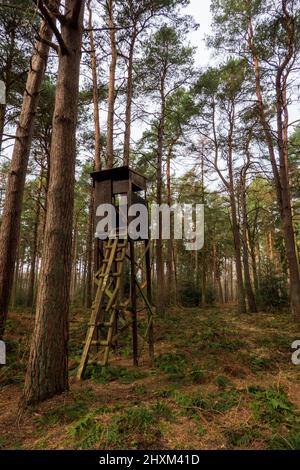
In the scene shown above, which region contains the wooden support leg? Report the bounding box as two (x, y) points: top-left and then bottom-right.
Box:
(130, 241), (138, 366)
(94, 240), (101, 348)
(113, 310), (118, 350)
(145, 239), (154, 366)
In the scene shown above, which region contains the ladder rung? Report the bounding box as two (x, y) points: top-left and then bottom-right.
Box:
(87, 360), (106, 366)
(103, 321), (113, 327)
(99, 340), (109, 346)
(97, 271), (122, 278)
(88, 360), (107, 367)
(82, 340), (100, 345)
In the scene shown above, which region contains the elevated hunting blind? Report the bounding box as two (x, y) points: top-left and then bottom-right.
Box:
(77, 166), (154, 380)
(91, 166), (147, 239)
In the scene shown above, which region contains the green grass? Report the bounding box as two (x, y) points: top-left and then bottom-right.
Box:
(215, 375), (232, 390)
(225, 425), (261, 448)
(68, 414), (101, 449)
(134, 385), (147, 395)
(155, 388), (177, 398)
(210, 339), (246, 352)
(196, 325), (246, 353)
(240, 353), (271, 372)
(86, 365), (147, 384)
(255, 334), (293, 351)
(173, 387), (240, 418)
(268, 425), (300, 450)
(154, 352), (188, 374)
(68, 402), (173, 450)
(38, 400), (88, 426)
(189, 365), (206, 384)
(0, 436), (8, 450)
(154, 353), (207, 385)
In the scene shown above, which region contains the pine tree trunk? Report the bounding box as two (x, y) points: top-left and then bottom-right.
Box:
(0, 19), (53, 338)
(224, 257), (228, 303)
(70, 219), (78, 302)
(156, 78), (166, 315)
(106, 0), (117, 169)
(86, 0), (101, 308)
(166, 151), (175, 305)
(247, 226), (259, 295)
(227, 115), (246, 313)
(85, 185), (94, 308)
(248, 14), (300, 321)
(0, 25), (15, 154)
(11, 245), (20, 309)
(27, 179), (42, 308)
(23, 1), (85, 405)
(0, 103), (6, 155)
(240, 178), (257, 312)
(87, 0), (101, 172)
(230, 193), (246, 313)
(123, 34), (136, 166)
(200, 249), (206, 306)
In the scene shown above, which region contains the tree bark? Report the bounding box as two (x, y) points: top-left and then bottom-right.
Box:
(87, 0), (101, 172)
(70, 218), (78, 302)
(211, 96), (245, 311)
(248, 11), (300, 320)
(23, 0), (85, 405)
(0, 19), (53, 338)
(27, 178), (42, 308)
(247, 208), (259, 295)
(123, 31), (136, 166)
(106, 0), (117, 169)
(227, 106), (246, 313)
(0, 22), (15, 155)
(0, 103), (6, 155)
(10, 244), (20, 309)
(156, 75), (166, 315)
(166, 147), (176, 305)
(240, 161), (257, 313)
(86, 0), (101, 308)
(229, 191), (246, 313)
(85, 185), (94, 308)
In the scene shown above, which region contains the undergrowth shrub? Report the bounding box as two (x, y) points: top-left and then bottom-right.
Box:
(69, 403), (172, 450)
(179, 282), (200, 307)
(204, 286), (217, 306)
(257, 265), (289, 312)
(85, 365), (147, 384)
(154, 352), (187, 374)
(248, 386), (294, 424)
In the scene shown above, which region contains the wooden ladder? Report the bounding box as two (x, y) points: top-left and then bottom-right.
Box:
(76, 236), (127, 380)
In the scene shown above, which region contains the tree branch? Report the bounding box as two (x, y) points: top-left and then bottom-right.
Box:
(33, 0), (68, 55)
(71, 0), (83, 26)
(34, 34), (59, 53)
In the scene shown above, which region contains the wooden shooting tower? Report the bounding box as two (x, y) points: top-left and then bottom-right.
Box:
(77, 166), (154, 380)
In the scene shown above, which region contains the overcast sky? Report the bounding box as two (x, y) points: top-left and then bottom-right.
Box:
(186, 0), (212, 67)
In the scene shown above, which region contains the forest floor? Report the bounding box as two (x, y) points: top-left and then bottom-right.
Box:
(0, 304), (300, 450)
